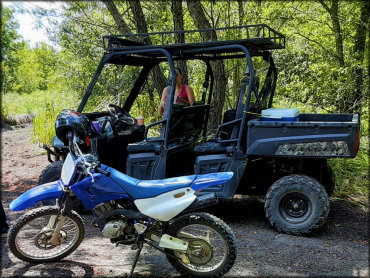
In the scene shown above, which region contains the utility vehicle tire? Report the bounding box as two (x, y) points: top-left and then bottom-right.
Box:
(264, 174), (329, 236)
(166, 212), (237, 278)
(8, 206), (84, 263)
(321, 165), (336, 197)
(38, 160), (64, 206)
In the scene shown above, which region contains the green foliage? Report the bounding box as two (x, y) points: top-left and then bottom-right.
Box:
(1, 6), (20, 60)
(32, 90), (79, 145)
(329, 137), (369, 201)
(1, 7), (59, 95)
(32, 103), (59, 146)
(2, 1), (368, 200)
(1, 6), (25, 93)
(2, 90), (78, 144)
(10, 43), (57, 93)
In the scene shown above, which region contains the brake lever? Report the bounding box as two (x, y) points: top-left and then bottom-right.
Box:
(86, 166), (95, 183)
(74, 138), (96, 183)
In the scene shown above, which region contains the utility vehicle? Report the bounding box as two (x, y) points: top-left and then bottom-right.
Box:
(40, 24), (359, 235)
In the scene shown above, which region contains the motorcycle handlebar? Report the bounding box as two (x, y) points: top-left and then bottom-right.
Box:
(94, 166), (110, 177)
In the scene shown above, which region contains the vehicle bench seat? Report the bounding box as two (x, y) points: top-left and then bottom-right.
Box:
(168, 104), (210, 142)
(127, 141), (162, 153)
(194, 141), (234, 154)
(194, 109), (238, 155)
(127, 104), (210, 154)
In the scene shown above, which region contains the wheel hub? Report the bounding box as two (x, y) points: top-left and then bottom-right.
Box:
(35, 229), (67, 249)
(186, 239), (213, 265)
(280, 193), (309, 218)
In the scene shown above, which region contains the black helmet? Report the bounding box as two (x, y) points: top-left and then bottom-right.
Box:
(55, 109), (92, 144)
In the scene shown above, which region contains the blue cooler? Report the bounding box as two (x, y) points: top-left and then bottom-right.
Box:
(261, 108), (299, 121)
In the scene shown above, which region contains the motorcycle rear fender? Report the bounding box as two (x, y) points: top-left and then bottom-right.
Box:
(10, 181), (64, 211)
(191, 172), (234, 192)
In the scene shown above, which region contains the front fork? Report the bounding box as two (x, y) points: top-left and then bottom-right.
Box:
(48, 188), (74, 245)
(49, 216), (66, 245)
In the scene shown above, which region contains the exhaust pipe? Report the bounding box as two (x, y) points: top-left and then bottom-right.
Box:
(91, 209), (148, 226)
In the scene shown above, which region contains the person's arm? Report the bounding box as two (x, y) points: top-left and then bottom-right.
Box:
(186, 86), (196, 104)
(158, 87), (168, 115)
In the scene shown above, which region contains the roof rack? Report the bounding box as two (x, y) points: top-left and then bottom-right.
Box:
(103, 24), (285, 56)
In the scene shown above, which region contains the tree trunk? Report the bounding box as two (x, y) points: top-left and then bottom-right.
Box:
(128, 0), (167, 98)
(232, 0), (245, 104)
(171, 0), (188, 85)
(330, 0), (345, 67)
(102, 0), (132, 34)
(186, 0), (227, 130)
(318, 0), (345, 67)
(128, 0), (149, 41)
(350, 0), (369, 113)
(319, 0), (368, 113)
(237, 0), (245, 26)
(103, 0), (167, 99)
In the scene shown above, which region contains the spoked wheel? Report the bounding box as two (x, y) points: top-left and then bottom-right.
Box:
(8, 207), (84, 263)
(166, 212), (236, 278)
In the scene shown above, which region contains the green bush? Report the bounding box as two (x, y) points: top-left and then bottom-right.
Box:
(2, 90), (79, 145)
(32, 91), (79, 145)
(329, 137), (369, 203)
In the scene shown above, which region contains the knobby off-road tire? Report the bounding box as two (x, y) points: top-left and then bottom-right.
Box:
(38, 160), (64, 206)
(166, 212), (237, 278)
(265, 174), (330, 236)
(303, 164), (336, 197)
(321, 165), (336, 197)
(8, 207), (84, 263)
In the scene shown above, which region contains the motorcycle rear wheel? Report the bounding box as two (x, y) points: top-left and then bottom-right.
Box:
(166, 212), (237, 278)
(8, 207), (84, 263)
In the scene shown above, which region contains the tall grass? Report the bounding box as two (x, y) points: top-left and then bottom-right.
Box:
(329, 137), (369, 202)
(2, 90), (79, 145)
(2, 90), (46, 116)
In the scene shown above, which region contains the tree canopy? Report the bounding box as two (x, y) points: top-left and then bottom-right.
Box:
(1, 1), (368, 200)
(2, 1), (369, 121)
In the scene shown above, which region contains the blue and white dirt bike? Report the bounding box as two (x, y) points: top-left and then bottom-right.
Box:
(8, 130), (237, 278)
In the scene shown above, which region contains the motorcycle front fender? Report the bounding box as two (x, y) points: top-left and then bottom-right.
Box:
(10, 181), (64, 211)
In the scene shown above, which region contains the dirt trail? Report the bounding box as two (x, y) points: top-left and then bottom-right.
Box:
(1, 124), (368, 277)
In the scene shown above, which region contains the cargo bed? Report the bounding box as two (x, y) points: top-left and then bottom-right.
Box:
(246, 114), (359, 158)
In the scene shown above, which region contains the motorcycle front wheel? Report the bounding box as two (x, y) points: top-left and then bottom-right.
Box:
(8, 207), (84, 263)
(166, 212), (237, 278)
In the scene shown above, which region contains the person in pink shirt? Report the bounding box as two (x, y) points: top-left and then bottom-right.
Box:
(158, 67), (196, 114)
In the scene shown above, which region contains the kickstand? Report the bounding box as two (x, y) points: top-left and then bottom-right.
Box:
(128, 244), (143, 278)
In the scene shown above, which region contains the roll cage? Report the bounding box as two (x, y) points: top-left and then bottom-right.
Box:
(77, 24), (285, 150)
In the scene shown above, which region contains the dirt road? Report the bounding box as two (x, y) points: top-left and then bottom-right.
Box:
(1, 124), (368, 277)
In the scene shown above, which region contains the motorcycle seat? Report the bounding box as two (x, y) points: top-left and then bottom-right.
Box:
(106, 165), (196, 199)
(132, 175), (196, 199)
